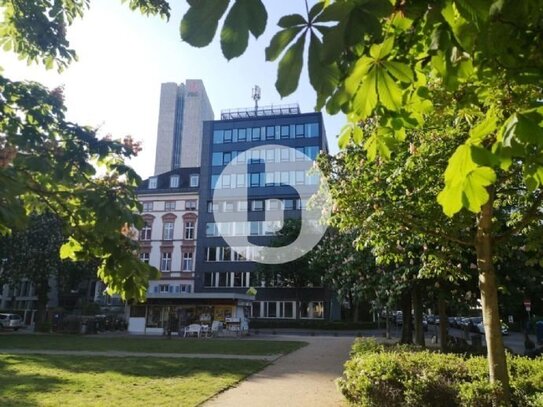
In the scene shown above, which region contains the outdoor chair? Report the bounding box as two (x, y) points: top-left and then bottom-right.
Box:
(211, 321), (223, 337)
(183, 324), (201, 338)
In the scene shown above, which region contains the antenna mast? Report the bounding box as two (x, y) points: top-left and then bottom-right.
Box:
(252, 85), (261, 113)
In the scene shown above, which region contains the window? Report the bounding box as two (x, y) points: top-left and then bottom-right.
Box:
(139, 252), (150, 264)
(204, 273), (214, 287)
(142, 201), (153, 211)
(190, 174), (199, 187)
(305, 122), (319, 138)
(206, 247), (217, 262)
(163, 222), (174, 240)
(180, 284), (192, 293)
(250, 173), (260, 187)
(164, 201), (176, 211)
(265, 172), (274, 186)
(251, 127), (261, 141)
(212, 152), (223, 166)
(206, 223), (218, 237)
(237, 201), (248, 212)
(160, 252), (172, 272)
(221, 174), (231, 189)
(211, 175), (220, 189)
(224, 129), (233, 143)
(306, 146), (319, 160)
(265, 149), (275, 162)
(169, 175), (179, 188)
(207, 201), (219, 213)
(295, 147), (305, 161)
(295, 124), (304, 137)
(184, 221), (195, 240)
(296, 170), (305, 185)
(266, 126), (275, 140)
(300, 301), (324, 319)
(159, 284), (170, 293)
(213, 130), (224, 144)
(252, 302), (261, 318)
(185, 200), (197, 210)
(223, 201), (234, 212)
(140, 222), (152, 240)
(249, 149), (260, 164)
(266, 199), (281, 211)
(280, 148), (290, 162)
(148, 177), (157, 189)
(251, 200), (264, 211)
(283, 199), (295, 211)
(237, 128), (247, 142)
(223, 152), (232, 165)
(280, 125), (290, 138)
(234, 222), (246, 236)
(182, 252), (193, 271)
(236, 173), (246, 188)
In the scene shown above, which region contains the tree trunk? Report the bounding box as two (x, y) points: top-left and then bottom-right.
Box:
(476, 190), (510, 403)
(400, 289), (413, 344)
(385, 307), (391, 339)
(412, 284), (425, 347)
(438, 290), (448, 353)
(33, 279), (49, 332)
(353, 300), (360, 323)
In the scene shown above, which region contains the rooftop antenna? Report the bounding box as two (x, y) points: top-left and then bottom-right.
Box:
(252, 85), (261, 113)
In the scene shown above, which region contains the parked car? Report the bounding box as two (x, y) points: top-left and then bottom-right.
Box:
(0, 313), (24, 331)
(476, 321), (509, 336)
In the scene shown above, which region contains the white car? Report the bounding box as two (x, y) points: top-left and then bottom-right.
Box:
(0, 313), (24, 331)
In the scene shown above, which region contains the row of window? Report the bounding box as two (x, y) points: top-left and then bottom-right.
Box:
(207, 198), (304, 213)
(251, 301), (324, 319)
(211, 171), (320, 189)
(139, 220), (195, 241)
(211, 146), (319, 167)
(151, 284), (193, 294)
(213, 123), (319, 144)
(140, 251), (194, 272)
(148, 174), (199, 190)
(205, 246), (265, 262)
(205, 221), (283, 237)
(142, 200), (197, 212)
(203, 272), (251, 288)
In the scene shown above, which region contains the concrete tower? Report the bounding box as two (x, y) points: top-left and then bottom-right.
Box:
(154, 80), (214, 175)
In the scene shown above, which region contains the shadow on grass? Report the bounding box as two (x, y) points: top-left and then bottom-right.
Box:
(0, 356), (69, 406)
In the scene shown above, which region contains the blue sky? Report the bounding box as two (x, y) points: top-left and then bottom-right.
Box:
(2, 0), (344, 178)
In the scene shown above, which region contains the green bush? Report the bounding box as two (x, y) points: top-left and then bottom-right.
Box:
(338, 338), (543, 407)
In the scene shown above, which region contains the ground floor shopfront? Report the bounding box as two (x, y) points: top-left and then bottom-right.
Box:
(126, 293), (253, 335)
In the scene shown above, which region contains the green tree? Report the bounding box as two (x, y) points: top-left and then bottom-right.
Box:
(256, 219), (324, 319)
(179, 1), (543, 398)
(0, 213), (64, 329)
(0, 1), (170, 300)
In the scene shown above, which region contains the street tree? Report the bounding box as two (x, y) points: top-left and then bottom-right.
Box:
(178, 1), (543, 399)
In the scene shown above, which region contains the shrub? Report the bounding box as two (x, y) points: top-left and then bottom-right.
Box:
(338, 338), (543, 407)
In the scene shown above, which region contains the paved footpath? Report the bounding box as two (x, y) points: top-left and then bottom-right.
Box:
(204, 335), (355, 407)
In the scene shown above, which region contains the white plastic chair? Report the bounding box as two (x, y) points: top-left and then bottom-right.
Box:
(183, 324), (201, 338)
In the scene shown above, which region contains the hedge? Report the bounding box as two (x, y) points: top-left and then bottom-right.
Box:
(338, 338), (543, 407)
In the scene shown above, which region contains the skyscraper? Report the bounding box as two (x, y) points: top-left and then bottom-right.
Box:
(154, 80), (214, 175)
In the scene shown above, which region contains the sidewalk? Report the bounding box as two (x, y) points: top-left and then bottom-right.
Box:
(204, 335), (355, 407)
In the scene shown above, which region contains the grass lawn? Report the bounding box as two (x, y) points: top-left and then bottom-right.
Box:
(0, 334), (306, 355)
(0, 354), (266, 406)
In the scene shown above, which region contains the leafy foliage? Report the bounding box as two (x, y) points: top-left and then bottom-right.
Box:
(0, 1), (169, 300)
(339, 338), (543, 407)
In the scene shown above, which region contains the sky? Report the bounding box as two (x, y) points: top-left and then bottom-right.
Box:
(2, 0), (345, 179)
